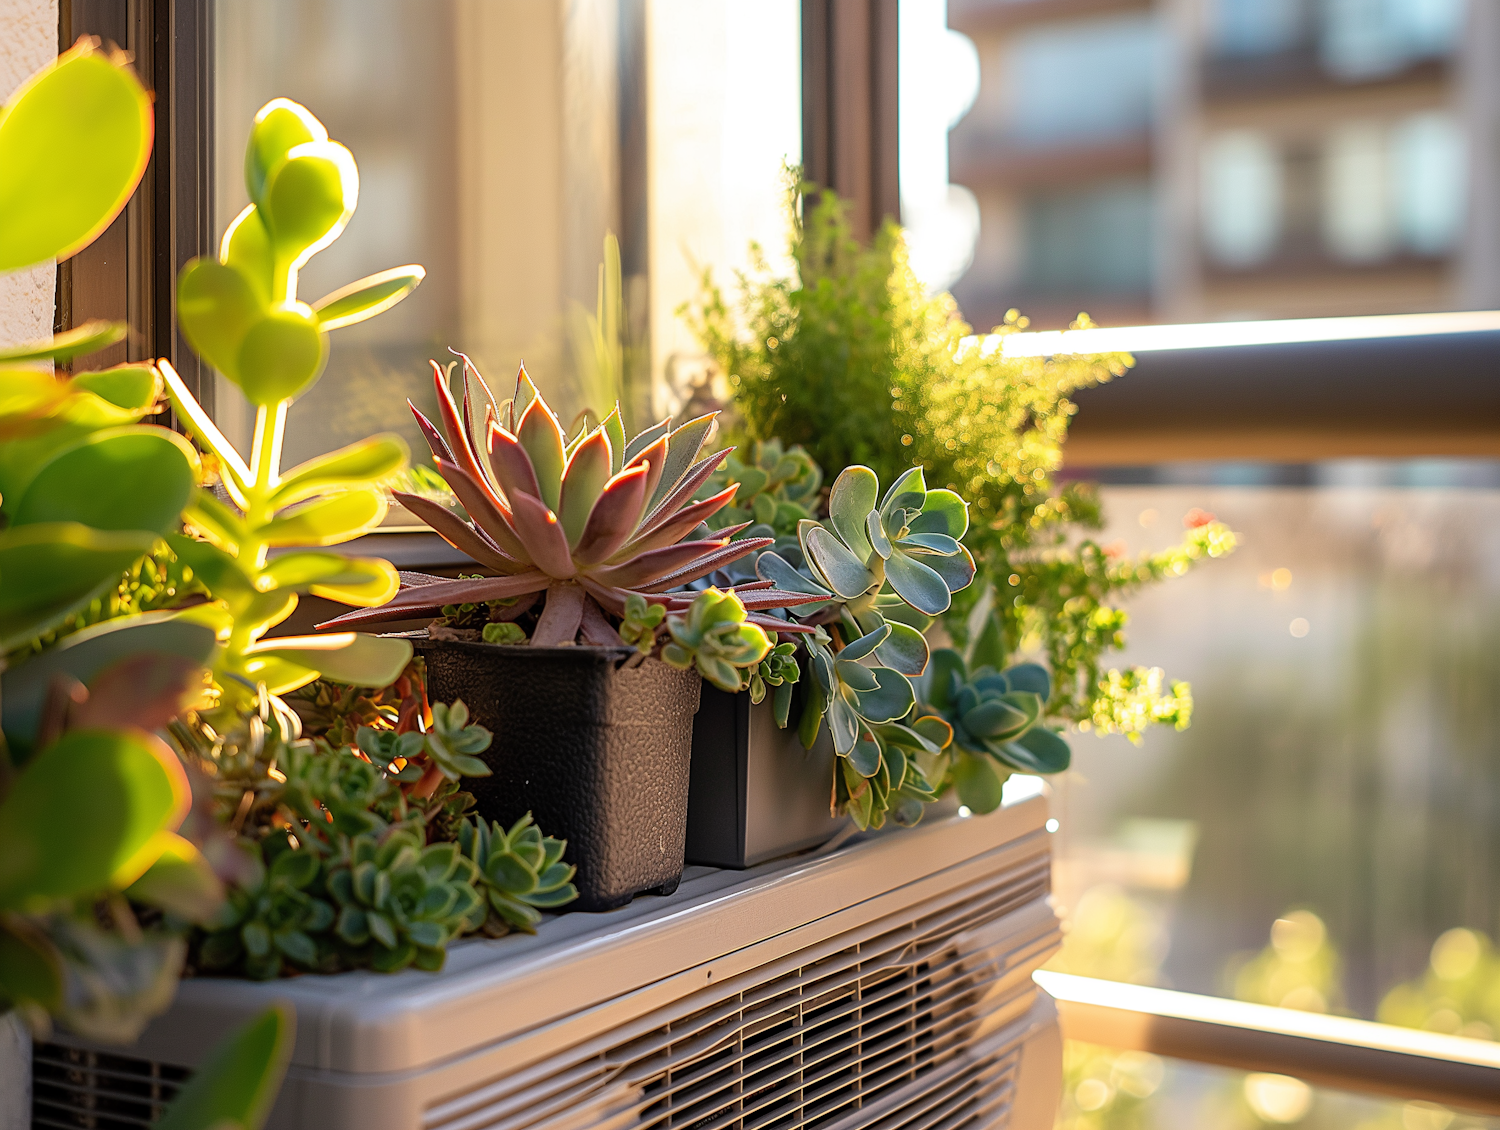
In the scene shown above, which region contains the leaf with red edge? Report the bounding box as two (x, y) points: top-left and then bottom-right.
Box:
(392, 491), (524, 573)
(612, 484), (739, 560)
(571, 463), (650, 565)
(486, 422), (541, 505)
(624, 433), (667, 508)
(558, 427), (612, 547)
(631, 536), (773, 592)
(588, 536), (737, 590)
(430, 359), (485, 477)
(516, 396), (566, 511)
(508, 491), (576, 577)
(315, 571), (549, 628)
(409, 401), (456, 465)
(433, 458), (529, 560)
(635, 448), (733, 537)
(734, 588), (831, 611)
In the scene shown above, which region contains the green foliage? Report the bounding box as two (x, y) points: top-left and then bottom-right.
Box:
(458, 814), (579, 936)
(686, 176), (1236, 735)
(160, 97), (422, 713)
(661, 587), (774, 692)
(747, 634), (798, 711)
(482, 621), (526, 645)
(154, 1005), (293, 1130)
(914, 649), (1068, 814)
(701, 438), (822, 540)
(568, 231), (648, 430)
(1380, 927), (1500, 1040)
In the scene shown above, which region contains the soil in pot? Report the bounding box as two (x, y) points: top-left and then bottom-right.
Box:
(412, 635), (702, 911)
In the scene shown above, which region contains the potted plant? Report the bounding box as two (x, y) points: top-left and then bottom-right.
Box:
(683, 177), (1237, 832)
(317, 360), (821, 908)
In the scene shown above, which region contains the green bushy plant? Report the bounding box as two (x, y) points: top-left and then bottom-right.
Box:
(685, 175), (1235, 741)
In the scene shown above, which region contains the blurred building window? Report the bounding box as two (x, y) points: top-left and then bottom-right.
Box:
(1321, 0), (1463, 79)
(1323, 121), (1394, 262)
(1202, 131), (1283, 267)
(1393, 112), (1466, 256)
(1209, 0), (1306, 58)
(1003, 14), (1160, 146)
(1022, 177), (1153, 296)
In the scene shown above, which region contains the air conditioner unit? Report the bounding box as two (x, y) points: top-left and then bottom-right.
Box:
(32, 782), (1062, 1130)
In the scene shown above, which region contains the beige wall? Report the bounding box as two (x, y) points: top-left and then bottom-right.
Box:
(0, 0), (58, 348)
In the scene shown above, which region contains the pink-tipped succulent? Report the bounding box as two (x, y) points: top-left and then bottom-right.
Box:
(319, 358), (821, 645)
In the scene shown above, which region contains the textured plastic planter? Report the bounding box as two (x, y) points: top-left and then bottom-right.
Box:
(412, 635), (702, 911)
(685, 684), (848, 868)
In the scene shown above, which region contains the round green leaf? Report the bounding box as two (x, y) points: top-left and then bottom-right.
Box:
(177, 257), (264, 380)
(997, 726), (1071, 775)
(312, 265), (426, 332)
(884, 549), (953, 616)
(0, 521), (156, 651)
(222, 205), (275, 305)
(11, 425), (197, 534)
(909, 488), (969, 540)
(804, 524), (876, 599)
(261, 142), (356, 264)
(271, 434), (409, 508)
(246, 99), (321, 207)
(0, 43), (152, 271)
(262, 487), (386, 546)
(847, 666), (916, 724)
(873, 620), (929, 677)
(828, 465), (878, 565)
(915, 648), (966, 711)
(952, 751), (1007, 814)
(237, 305), (327, 405)
(0, 729), (187, 910)
(247, 632), (413, 689)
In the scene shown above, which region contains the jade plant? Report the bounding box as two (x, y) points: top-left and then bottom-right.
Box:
(156, 97), (426, 716)
(320, 359), (822, 643)
(0, 40), (232, 1044)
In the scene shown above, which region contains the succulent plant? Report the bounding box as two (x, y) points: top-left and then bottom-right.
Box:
(196, 845), (333, 980)
(327, 829), (482, 973)
(702, 439), (823, 540)
(458, 814), (578, 936)
(733, 464), (974, 830)
(660, 587), (775, 693)
(747, 634), (799, 716)
(914, 650), (1071, 814)
(616, 592), (666, 654)
(155, 97), (423, 716)
(319, 359), (822, 643)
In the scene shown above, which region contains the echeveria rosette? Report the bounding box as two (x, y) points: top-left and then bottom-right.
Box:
(458, 814), (578, 936)
(915, 649), (1071, 814)
(660, 587), (775, 693)
(319, 358), (823, 643)
(700, 439), (823, 542)
(326, 829), (482, 973)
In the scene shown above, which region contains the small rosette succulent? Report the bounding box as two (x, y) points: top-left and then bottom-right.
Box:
(319, 358), (821, 642)
(196, 845), (334, 981)
(915, 650), (1071, 814)
(458, 814), (578, 935)
(326, 829), (481, 973)
(660, 587), (774, 693)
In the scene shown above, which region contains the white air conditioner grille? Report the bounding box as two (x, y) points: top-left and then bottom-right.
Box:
(425, 856), (1051, 1130)
(30, 1041), (188, 1130)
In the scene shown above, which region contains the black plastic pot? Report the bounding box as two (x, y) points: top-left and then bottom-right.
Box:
(412, 636), (702, 911)
(685, 685), (848, 868)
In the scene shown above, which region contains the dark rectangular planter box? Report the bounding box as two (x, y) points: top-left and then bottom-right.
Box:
(411, 635), (702, 911)
(685, 685), (848, 868)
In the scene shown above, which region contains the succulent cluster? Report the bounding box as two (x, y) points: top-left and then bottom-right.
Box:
(702, 438), (822, 541)
(915, 651), (1070, 814)
(742, 465), (976, 829)
(320, 360), (821, 643)
(660, 586), (776, 693)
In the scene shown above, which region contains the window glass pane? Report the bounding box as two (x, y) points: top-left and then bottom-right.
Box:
(211, 0), (800, 471)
